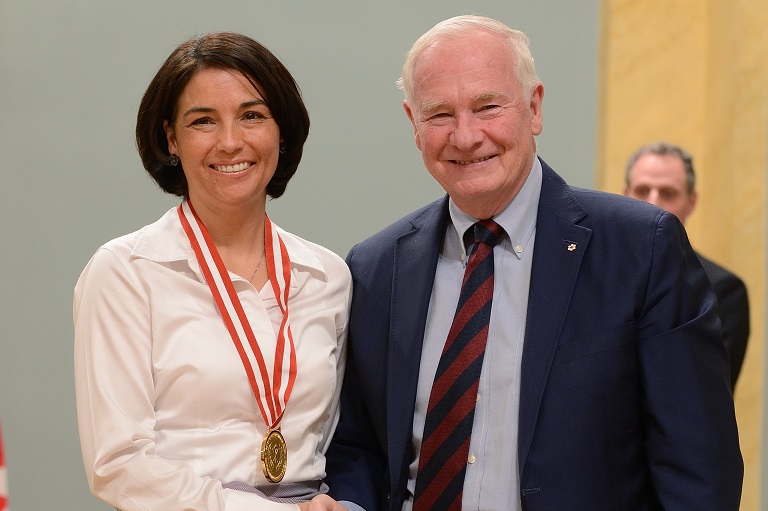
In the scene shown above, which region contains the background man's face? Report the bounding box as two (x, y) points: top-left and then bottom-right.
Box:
(625, 153), (697, 223)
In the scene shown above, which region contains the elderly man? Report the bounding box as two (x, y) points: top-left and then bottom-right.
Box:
(624, 141), (750, 390)
(324, 15), (742, 511)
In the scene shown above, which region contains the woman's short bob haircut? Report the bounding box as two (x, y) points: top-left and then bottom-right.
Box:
(136, 32), (310, 199)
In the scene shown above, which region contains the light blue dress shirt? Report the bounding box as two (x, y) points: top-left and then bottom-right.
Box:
(342, 158), (541, 511)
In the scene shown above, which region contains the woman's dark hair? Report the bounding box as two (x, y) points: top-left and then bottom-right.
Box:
(136, 32), (310, 199)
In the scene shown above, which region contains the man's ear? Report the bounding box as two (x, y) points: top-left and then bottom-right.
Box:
(685, 189), (698, 219)
(403, 100), (421, 149)
(529, 82), (544, 136)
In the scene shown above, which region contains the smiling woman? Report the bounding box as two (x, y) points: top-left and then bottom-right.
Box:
(73, 32), (352, 511)
(136, 32), (308, 201)
(164, 67), (282, 229)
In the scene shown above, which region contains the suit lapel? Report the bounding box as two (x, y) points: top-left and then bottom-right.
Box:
(387, 198), (449, 491)
(517, 162), (592, 471)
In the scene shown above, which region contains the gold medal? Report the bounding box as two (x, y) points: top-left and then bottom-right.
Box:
(260, 429), (288, 483)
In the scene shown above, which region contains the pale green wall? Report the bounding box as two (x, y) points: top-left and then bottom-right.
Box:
(0, 1), (599, 509)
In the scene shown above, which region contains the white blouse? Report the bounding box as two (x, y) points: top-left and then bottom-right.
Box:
(74, 207), (352, 511)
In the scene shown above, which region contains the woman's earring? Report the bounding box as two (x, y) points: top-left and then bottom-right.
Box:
(169, 154), (179, 166)
(279, 145), (286, 155)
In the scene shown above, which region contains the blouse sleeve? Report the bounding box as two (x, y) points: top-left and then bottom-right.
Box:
(320, 266), (353, 454)
(73, 247), (300, 511)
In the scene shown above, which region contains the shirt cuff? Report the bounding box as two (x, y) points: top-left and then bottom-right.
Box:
(340, 500), (367, 511)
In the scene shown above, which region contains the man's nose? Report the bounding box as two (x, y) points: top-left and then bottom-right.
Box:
(646, 190), (662, 208)
(450, 113), (483, 150)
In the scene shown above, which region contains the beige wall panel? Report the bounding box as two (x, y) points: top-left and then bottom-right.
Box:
(598, 0), (767, 509)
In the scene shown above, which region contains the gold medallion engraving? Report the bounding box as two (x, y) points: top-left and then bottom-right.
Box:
(261, 429), (287, 483)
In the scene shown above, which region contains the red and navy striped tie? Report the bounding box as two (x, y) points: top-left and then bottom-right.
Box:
(413, 219), (505, 511)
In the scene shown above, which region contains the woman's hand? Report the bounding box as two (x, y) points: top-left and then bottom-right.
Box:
(298, 494), (349, 511)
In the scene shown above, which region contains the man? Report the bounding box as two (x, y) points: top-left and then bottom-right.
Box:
(624, 142), (750, 390)
(325, 15), (743, 510)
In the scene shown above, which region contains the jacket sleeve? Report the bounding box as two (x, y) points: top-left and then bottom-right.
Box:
(638, 213), (743, 509)
(323, 245), (387, 511)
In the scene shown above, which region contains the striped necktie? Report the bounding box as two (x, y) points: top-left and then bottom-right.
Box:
(413, 219), (505, 510)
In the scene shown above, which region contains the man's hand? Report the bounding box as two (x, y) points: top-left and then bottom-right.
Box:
(298, 494), (349, 511)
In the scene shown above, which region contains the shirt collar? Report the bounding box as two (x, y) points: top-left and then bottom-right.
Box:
(130, 205), (329, 281)
(448, 157), (542, 261)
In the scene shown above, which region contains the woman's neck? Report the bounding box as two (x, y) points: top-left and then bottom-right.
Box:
(188, 196), (268, 283)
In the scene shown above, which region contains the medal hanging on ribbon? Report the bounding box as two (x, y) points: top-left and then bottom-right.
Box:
(178, 201), (297, 483)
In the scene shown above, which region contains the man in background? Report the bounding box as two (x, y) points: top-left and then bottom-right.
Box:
(625, 141), (750, 390)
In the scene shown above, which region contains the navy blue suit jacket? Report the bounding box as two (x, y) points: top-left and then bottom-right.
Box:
(325, 160), (742, 510)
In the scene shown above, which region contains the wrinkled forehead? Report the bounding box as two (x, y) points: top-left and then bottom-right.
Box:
(411, 33), (519, 97)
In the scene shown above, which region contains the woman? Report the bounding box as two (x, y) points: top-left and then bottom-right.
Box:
(74, 33), (350, 511)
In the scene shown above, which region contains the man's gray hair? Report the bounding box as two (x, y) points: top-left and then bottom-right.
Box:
(625, 141), (696, 194)
(396, 15), (538, 104)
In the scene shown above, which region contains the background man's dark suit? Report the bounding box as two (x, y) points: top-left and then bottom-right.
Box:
(325, 161), (743, 510)
(697, 253), (750, 389)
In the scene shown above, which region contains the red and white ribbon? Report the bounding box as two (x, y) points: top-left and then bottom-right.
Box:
(178, 201), (297, 430)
